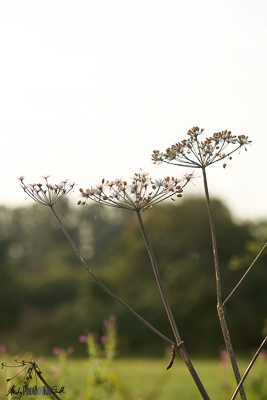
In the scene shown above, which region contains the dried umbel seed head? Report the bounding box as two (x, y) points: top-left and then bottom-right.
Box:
(2, 358), (36, 387)
(152, 127), (251, 169)
(78, 169), (198, 212)
(19, 176), (76, 206)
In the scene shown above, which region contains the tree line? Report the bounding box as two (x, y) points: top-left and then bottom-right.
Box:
(0, 197), (266, 357)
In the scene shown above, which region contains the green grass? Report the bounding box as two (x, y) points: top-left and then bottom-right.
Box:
(1, 355), (254, 400)
(114, 358), (240, 400)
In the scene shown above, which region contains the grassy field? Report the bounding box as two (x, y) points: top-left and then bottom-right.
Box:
(114, 358), (242, 400)
(1, 355), (257, 400)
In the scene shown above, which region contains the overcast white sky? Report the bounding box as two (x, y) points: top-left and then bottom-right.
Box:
(1, 0), (267, 221)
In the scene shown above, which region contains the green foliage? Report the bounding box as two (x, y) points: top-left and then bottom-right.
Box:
(0, 200), (122, 353)
(83, 315), (128, 400)
(0, 198), (266, 356)
(98, 198), (265, 354)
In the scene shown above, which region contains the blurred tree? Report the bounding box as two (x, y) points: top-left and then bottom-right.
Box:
(0, 207), (22, 334)
(91, 198), (266, 355)
(0, 198), (266, 356)
(0, 200), (121, 353)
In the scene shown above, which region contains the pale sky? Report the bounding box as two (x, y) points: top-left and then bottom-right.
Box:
(1, 0), (267, 221)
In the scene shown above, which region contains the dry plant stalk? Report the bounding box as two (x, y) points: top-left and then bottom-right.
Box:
(152, 126), (266, 399)
(17, 127), (266, 400)
(19, 172), (210, 400)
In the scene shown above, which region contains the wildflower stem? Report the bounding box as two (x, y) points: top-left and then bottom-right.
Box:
(49, 206), (175, 347)
(136, 210), (210, 400)
(202, 167), (247, 400)
(224, 242), (267, 306)
(231, 336), (267, 400)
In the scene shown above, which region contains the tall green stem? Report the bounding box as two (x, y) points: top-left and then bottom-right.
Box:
(136, 210), (210, 400)
(202, 167), (247, 400)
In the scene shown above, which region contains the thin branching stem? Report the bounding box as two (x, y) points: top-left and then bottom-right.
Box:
(224, 242), (267, 305)
(202, 167), (247, 400)
(231, 336), (267, 400)
(49, 206), (175, 347)
(136, 210), (210, 400)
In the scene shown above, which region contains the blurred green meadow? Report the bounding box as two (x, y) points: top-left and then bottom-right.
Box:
(0, 357), (247, 400)
(1, 354), (266, 400)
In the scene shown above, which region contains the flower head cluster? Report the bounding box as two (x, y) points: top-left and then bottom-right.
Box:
(78, 169), (197, 212)
(19, 176), (75, 206)
(152, 127), (251, 169)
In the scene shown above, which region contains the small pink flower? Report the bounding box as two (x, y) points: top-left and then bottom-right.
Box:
(103, 320), (109, 328)
(109, 314), (116, 322)
(219, 346), (230, 370)
(50, 365), (58, 373)
(38, 357), (45, 365)
(219, 346), (229, 360)
(100, 336), (107, 343)
(67, 346), (74, 354)
(79, 335), (87, 343)
(52, 347), (60, 356)
(0, 345), (6, 355)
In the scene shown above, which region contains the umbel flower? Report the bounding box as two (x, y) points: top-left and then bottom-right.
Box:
(19, 176), (75, 206)
(18, 174), (180, 357)
(78, 169), (197, 211)
(152, 126), (251, 169)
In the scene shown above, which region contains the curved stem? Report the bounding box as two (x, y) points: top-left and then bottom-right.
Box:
(136, 210), (210, 400)
(50, 206), (175, 347)
(202, 167), (247, 400)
